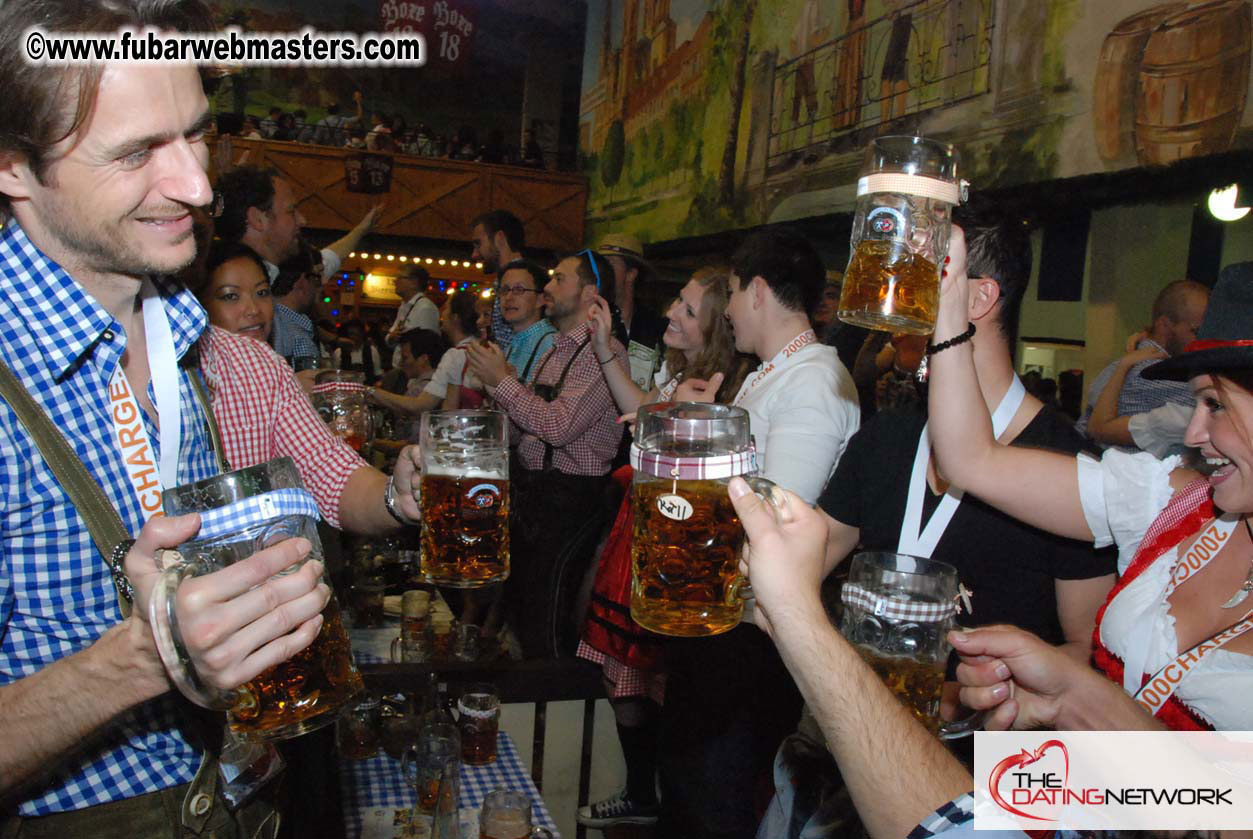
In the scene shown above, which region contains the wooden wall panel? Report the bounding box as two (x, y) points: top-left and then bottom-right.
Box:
(213, 137), (587, 251)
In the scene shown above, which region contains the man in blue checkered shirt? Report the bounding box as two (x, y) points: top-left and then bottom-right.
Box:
(1075, 280), (1209, 446)
(0, 1), (333, 832)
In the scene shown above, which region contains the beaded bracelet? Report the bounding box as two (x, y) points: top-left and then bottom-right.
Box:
(597, 352), (620, 366)
(927, 322), (975, 355)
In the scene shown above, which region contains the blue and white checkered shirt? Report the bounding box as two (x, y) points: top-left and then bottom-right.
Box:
(505, 318), (557, 384)
(271, 301), (319, 363)
(0, 221), (220, 815)
(1076, 339), (1194, 441)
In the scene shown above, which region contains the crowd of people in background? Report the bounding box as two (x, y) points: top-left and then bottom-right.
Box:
(226, 90), (550, 169)
(4, 3), (1253, 839)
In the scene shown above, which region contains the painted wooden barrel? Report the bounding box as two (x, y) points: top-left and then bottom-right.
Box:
(1136, 0), (1252, 165)
(1093, 3), (1186, 162)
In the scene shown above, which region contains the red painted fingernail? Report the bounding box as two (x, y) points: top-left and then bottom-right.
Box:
(944, 256), (951, 264)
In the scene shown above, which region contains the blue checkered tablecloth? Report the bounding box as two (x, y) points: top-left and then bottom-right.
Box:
(341, 731), (559, 839)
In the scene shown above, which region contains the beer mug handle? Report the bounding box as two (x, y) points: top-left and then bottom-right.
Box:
(938, 624), (986, 741)
(148, 555), (240, 711)
(734, 475), (786, 602)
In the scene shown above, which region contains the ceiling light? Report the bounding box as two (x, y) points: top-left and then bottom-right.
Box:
(1209, 184), (1250, 222)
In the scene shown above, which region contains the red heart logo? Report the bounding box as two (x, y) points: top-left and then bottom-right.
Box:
(989, 739), (1070, 823)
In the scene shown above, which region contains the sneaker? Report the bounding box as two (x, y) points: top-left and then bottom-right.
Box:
(576, 790), (660, 828)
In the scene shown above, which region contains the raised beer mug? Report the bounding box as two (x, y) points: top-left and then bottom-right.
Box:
(312, 369), (373, 451)
(629, 402), (777, 637)
(837, 136), (966, 335)
(839, 552), (981, 740)
(419, 410), (510, 588)
(149, 457), (364, 741)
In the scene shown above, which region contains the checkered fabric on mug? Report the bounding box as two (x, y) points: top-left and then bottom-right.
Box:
(840, 583), (957, 623)
(629, 443), (757, 480)
(195, 488), (320, 540)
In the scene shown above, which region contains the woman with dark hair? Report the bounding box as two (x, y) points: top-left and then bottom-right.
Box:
(190, 240), (273, 344)
(934, 235), (1253, 732)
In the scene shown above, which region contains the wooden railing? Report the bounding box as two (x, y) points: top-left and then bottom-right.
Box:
(215, 137), (589, 251)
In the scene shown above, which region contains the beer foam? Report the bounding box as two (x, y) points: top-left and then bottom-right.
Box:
(422, 465), (507, 480)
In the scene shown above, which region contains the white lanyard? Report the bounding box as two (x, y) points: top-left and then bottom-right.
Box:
(1120, 515), (1241, 694)
(107, 280), (182, 522)
(1133, 605), (1253, 716)
(897, 376), (1026, 558)
(733, 330), (817, 406)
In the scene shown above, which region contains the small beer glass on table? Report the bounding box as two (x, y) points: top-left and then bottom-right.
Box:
(456, 682), (500, 765)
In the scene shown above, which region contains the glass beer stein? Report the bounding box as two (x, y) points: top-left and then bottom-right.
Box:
(629, 402), (777, 637)
(840, 552), (981, 740)
(419, 410), (510, 587)
(149, 457), (364, 741)
(312, 369), (373, 451)
(837, 136), (966, 335)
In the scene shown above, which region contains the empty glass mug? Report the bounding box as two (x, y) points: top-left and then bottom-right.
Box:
(479, 789), (554, 839)
(149, 457), (363, 741)
(838, 136), (965, 335)
(401, 721), (461, 838)
(839, 551), (981, 740)
(312, 369), (373, 451)
(419, 410), (510, 587)
(630, 403), (778, 637)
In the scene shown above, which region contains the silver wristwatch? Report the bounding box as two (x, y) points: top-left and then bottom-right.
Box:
(384, 475), (418, 526)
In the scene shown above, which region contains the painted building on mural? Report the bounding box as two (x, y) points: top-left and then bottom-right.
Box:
(577, 0), (1253, 244)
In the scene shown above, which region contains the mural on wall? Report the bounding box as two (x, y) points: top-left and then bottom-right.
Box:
(577, 0), (1253, 245)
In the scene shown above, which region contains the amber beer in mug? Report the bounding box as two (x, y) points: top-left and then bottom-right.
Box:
(630, 403), (778, 637)
(419, 411), (510, 588)
(837, 136), (964, 335)
(840, 552), (982, 740)
(632, 478), (753, 636)
(150, 458), (364, 741)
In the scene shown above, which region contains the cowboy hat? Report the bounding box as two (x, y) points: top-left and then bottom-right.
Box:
(596, 232), (646, 262)
(1143, 262), (1253, 381)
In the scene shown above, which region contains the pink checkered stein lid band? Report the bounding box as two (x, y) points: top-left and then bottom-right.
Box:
(629, 443), (758, 480)
(841, 582), (957, 623)
(312, 381), (366, 395)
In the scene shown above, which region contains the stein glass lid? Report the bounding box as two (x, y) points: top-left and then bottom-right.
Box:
(636, 402), (752, 458)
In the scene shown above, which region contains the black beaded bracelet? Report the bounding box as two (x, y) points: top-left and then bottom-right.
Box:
(597, 352), (619, 366)
(927, 322), (975, 355)
(110, 538), (137, 605)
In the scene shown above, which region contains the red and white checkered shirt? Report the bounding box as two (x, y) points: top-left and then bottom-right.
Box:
(494, 322), (626, 476)
(200, 326), (366, 528)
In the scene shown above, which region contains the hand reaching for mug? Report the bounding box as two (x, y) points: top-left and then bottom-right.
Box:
(126, 514), (330, 693)
(949, 624), (1077, 731)
(392, 444), (423, 524)
(727, 477), (827, 640)
(673, 372), (724, 403)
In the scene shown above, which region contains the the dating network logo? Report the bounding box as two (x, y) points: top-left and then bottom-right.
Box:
(989, 739), (1073, 822)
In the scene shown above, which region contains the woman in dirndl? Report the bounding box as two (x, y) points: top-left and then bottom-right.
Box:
(930, 230), (1253, 732)
(574, 267), (754, 828)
